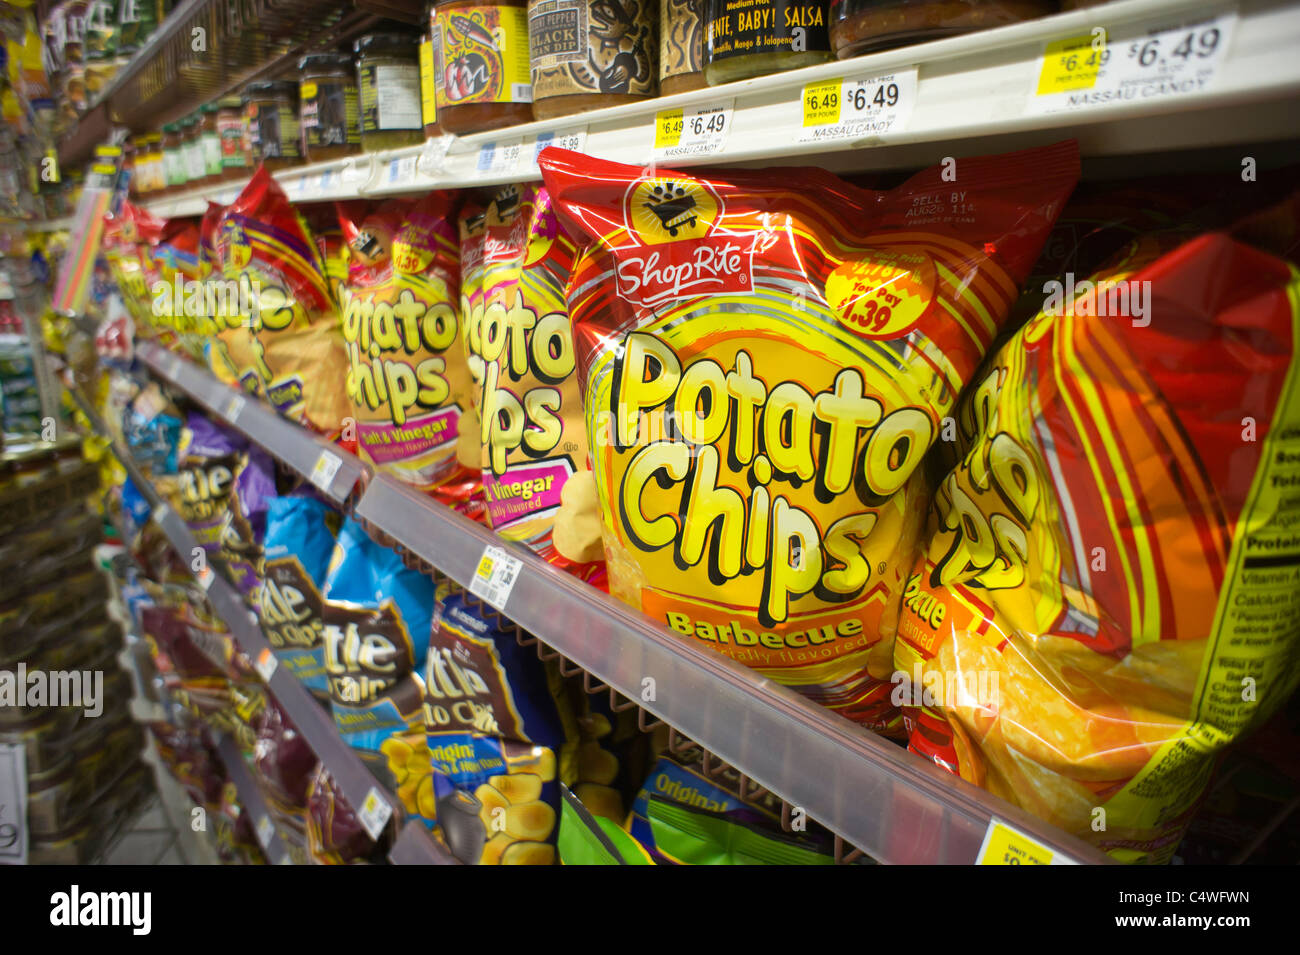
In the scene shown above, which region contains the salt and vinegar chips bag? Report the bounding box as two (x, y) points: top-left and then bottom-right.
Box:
(539, 145), (1079, 731)
(892, 202), (1300, 863)
(213, 167), (351, 435)
(321, 517), (436, 828)
(336, 194), (480, 508)
(462, 184), (605, 577)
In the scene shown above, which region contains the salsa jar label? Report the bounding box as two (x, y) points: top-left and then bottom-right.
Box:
(704, 0), (830, 61)
(432, 4), (533, 107)
(301, 79), (361, 148)
(660, 0), (705, 83)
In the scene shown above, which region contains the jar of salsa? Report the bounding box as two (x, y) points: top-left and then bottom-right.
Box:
(217, 95), (252, 181)
(660, 0), (707, 95)
(246, 80), (302, 170)
(830, 0), (1053, 58)
(182, 115), (206, 186)
(299, 53), (361, 162)
(703, 0), (833, 85)
(355, 33), (425, 151)
(430, 0), (533, 134)
(419, 18), (442, 136)
(161, 122), (186, 194)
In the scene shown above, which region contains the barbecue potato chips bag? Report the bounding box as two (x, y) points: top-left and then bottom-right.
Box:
(212, 167), (351, 435)
(462, 184), (604, 577)
(893, 199), (1300, 863)
(336, 193), (479, 507)
(539, 145), (1078, 731)
(322, 517), (436, 827)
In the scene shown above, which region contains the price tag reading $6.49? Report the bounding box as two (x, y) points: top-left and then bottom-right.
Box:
(653, 101), (734, 160)
(798, 69), (918, 144)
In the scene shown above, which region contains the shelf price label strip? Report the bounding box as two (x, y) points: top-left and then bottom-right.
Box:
(798, 68), (917, 144)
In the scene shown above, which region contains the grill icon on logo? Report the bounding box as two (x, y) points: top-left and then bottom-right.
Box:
(644, 183), (698, 237)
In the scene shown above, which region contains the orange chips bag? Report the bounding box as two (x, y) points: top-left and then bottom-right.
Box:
(539, 145), (1078, 732)
(460, 184), (605, 578)
(211, 166), (351, 436)
(336, 193), (481, 508)
(893, 197), (1300, 862)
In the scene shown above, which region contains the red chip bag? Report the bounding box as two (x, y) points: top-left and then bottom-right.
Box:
(539, 143), (1078, 733)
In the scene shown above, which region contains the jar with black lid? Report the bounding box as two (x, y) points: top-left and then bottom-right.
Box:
(829, 0), (1053, 59)
(299, 53), (361, 162)
(246, 80), (302, 170)
(217, 95), (252, 181)
(355, 33), (425, 151)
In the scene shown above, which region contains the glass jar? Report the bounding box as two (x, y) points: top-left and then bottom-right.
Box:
(528, 0), (657, 120)
(217, 95), (252, 181)
(245, 80), (302, 170)
(161, 122), (186, 194)
(127, 135), (147, 197)
(143, 132), (165, 194)
(703, 0), (833, 85)
(430, 0), (533, 134)
(355, 33), (425, 151)
(660, 0), (707, 95)
(830, 0), (1053, 58)
(182, 115), (206, 187)
(419, 23), (441, 136)
(299, 53), (361, 162)
(199, 103), (223, 182)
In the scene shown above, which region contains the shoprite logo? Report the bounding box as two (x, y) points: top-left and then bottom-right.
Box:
(616, 176), (752, 307)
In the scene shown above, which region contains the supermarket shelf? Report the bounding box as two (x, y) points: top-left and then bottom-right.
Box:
(137, 350), (1111, 864)
(137, 342), (365, 507)
(216, 736), (291, 865)
(64, 377), (455, 865)
(141, 0), (1300, 217)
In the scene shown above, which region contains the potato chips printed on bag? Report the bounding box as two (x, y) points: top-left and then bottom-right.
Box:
(212, 167), (351, 435)
(461, 184), (605, 578)
(891, 192), (1300, 863)
(539, 144), (1079, 731)
(336, 194), (482, 510)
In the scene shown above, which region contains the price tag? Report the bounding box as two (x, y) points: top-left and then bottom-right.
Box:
(256, 814), (276, 850)
(196, 564), (215, 592)
(976, 819), (1075, 865)
(528, 126), (588, 168)
(309, 450), (342, 492)
(797, 69), (917, 144)
(222, 393), (245, 424)
(255, 647), (278, 683)
(0, 743), (27, 864)
(387, 155), (418, 185)
(358, 786), (393, 840)
(319, 168), (335, 192)
(151, 503), (171, 526)
(652, 101), (733, 159)
(470, 544), (523, 611)
(477, 138), (525, 175)
(1030, 11), (1237, 113)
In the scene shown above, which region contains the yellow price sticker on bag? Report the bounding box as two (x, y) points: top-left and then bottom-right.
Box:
(977, 819), (1073, 865)
(1037, 33), (1108, 94)
(654, 109), (684, 149)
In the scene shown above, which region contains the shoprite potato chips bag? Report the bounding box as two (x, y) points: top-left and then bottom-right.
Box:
(539, 145), (1078, 731)
(212, 167), (351, 435)
(892, 197), (1300, 863)
(336, 194), (480, 508)
(461, 184), (605, 577)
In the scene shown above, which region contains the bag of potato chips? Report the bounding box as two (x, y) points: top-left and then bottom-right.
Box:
(336, 194), (481, 510)
(213, 167), (351, 435)
(461, 184), (605, 578)
(423, 581), (576, 864)
(539, 144), (1078, 732)
(322, 517), (436, 829)
(892, 195), (1300, 863)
